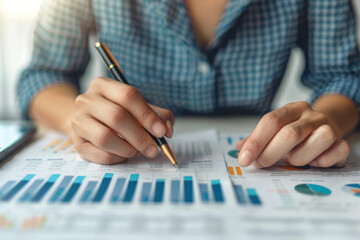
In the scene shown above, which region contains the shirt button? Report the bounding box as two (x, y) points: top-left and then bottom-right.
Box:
(198, 62), (210, 75)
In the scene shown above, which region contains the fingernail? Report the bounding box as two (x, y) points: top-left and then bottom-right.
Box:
(135, 152), (143, 157)
(145, 145), (158, 158)
(152, 121), (166, 137)
(239, 150), (253, 165)
(309, 160), (319, 167)
(166, 120), (173, 136)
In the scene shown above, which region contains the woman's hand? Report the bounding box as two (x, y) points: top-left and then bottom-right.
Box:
(69, 77), (175, 164)
(236, 101), (351, 168)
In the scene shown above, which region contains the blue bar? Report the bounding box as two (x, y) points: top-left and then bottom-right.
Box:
(31, 174), (60, 202)
(80, 181), (97, 203)
(140, 182), (152, 203)
(184, 176), (193, 203)
(62, 176), (85, 203)
(93, 173), (113, 202)
(49, 176), (73, 202)
(247, 188), (261, 205)
(19, 179), (44, 202)
(234, 185), (247, 205)
(199, 183), (209, 202)
(227, 137), (232, 145)
(1, 174), (35, 201)
(123, 174), (139, 203)
(110, 178), (126, 202)
(153, 179), (165, 203)
(211, 180), (224, 203)
(170, 180), (180, 203)
(0, 180), (16, 199)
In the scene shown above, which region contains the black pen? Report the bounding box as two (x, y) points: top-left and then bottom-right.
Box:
(94, 41), (178, 169)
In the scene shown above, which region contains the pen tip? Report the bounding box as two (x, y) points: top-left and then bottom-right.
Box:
(174, 164), (179, 169)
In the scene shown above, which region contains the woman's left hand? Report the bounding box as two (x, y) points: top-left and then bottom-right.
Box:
(236, 101), (350, 168)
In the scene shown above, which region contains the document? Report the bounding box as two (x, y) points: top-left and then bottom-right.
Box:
(0, 130), (236, 239)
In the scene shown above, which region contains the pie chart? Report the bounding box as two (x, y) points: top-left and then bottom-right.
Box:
(228, 149), (239, 159)
(342, 184), (360, 197)
(294, 184), (331, 196)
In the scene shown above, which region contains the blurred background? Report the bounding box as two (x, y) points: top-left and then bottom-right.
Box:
(0, 0), (359, 120)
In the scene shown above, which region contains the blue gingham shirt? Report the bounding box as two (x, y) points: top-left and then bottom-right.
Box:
(18, 0), (360, 119)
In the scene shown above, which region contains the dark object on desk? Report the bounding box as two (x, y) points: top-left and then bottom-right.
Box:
(0, 122), (36, 163)
(94, 41), (178, 169)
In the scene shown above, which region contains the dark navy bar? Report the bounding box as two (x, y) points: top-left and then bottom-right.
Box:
(110, 178), (126, 202)
(93, 173), (113, 202)
(140, 182), (152, 203)
(19, 179), (44, 202)
(211, 180), (224, 203)
(153, 179), (165, 203)
(199, 183), (209, 202)
(49, 176), (73, 202)
(184, 176), (193, 203)
(62, 176), (85, 203)
(31, 174), (60, 202)
(1, 174), (35, 201)
(247, 188), (261, 205)
(80, 181), (97, 203)
(170, 180), (180, 203)
(123, 174), (139, 203)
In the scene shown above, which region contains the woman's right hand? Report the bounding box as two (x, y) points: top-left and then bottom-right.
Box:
(70, 77), (175, 164)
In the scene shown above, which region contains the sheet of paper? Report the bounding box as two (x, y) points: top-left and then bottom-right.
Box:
(0, 129), (237, 239)
(218, 133), (360, 239)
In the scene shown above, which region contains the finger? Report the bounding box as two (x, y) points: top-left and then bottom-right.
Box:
(150, 104), (175, 138)
(71, 114), (138, 159)
(252, 117), (320, 168)
(90, 77), (166, 138)
(238, 102), (307, 167)
(81, 95), (159, 158)
(235, 137), (247, 151)
(286, 124), (336, 166)
(73, 135), (127, 165)
(309, 140), (350, 168)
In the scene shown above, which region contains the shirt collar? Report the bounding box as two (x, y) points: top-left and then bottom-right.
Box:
(144, 0), (254, 50)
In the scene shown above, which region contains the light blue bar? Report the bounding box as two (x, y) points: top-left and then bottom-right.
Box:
(199, 183), (209, 202)
(0, 181), (16, 198)
(49, 176), (73, 202)
(140, 182), (152, 203)
(74, 176), (86, 184)
(48, 174), (61, 183)
(104, 173), (113, 178)
(233, 185), (247, 205)
(80, 181), (97, 203)
(24, 174), (36, 181)
(130, 174), (139, 181)
(170, 180), (180, 203)
(110, 178), (126, 202)
(184, 176), (192, 181)
(19, 179), (44, 202)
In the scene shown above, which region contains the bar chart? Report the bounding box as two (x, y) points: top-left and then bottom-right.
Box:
(0, 173), (226, 205)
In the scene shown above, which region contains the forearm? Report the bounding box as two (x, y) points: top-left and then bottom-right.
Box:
(29, 84), (78, 135)
(312, 94), (359, 138)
